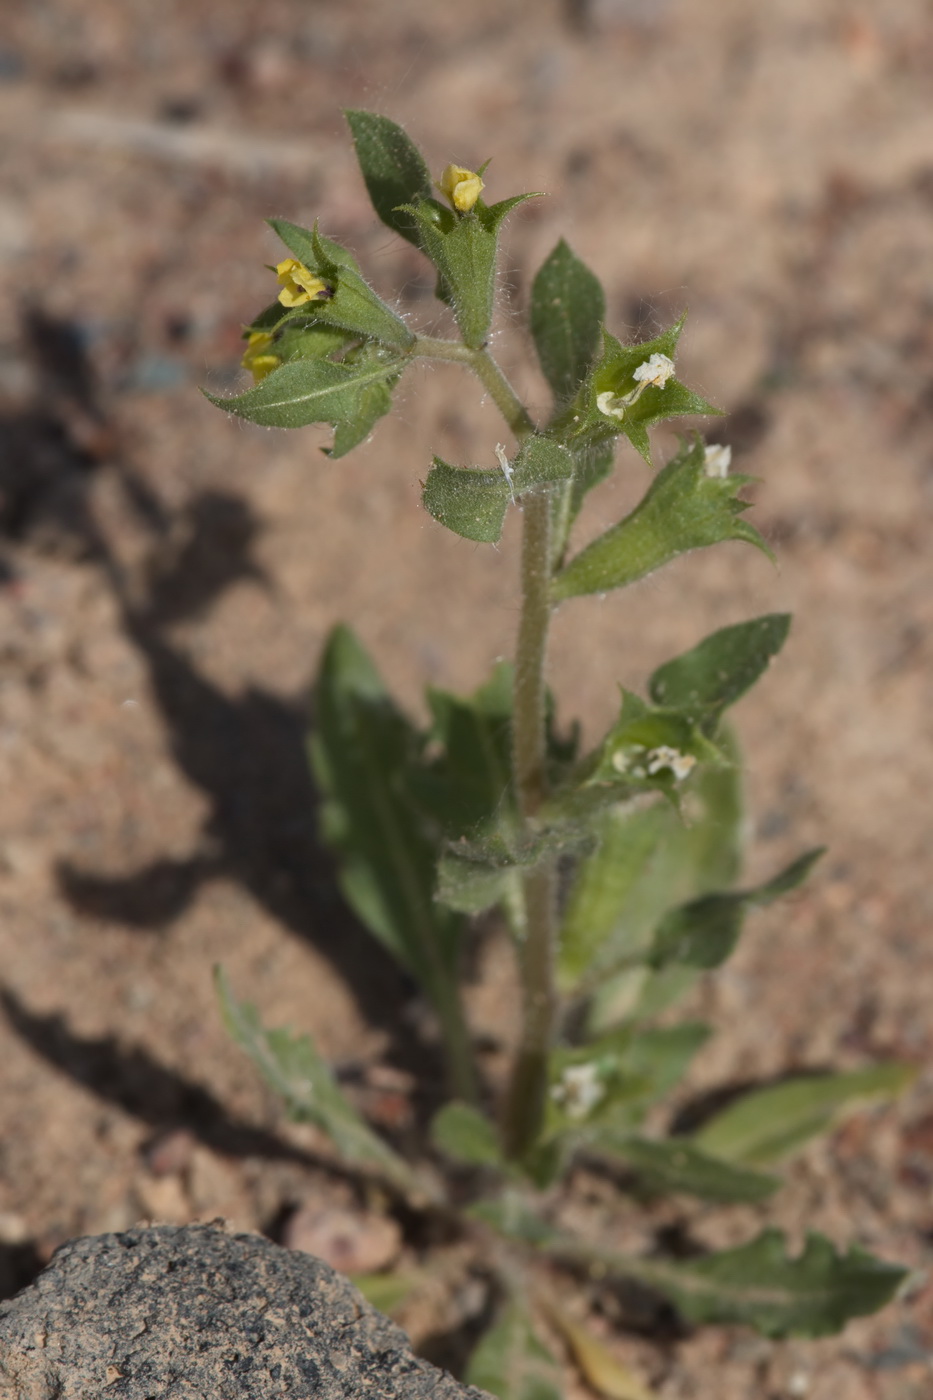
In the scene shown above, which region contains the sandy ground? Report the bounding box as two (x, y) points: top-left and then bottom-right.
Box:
(1, 1), (932, 1396)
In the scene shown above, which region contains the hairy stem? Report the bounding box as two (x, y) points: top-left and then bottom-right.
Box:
(415, 334), (556, 1155)
(502, 487), (557, 1157)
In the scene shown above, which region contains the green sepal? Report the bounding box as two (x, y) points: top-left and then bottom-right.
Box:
(551, 316), (720, 463)
(344, 109), (433, 249)
(649, 614), (792, 728)
(592, 1134), (780, 1203)
(423, 437), (573, 544)
(531, 238), (605, 409)
(553, 435), (772, 601)
(402, 193), (541, 347)
(203, 353), (405, 435)
(648, 847), (824, 970)
(215, 967), (419, 1195)
(694, 1062), (918, 1166)
(431, 1101), (504, 1167)
(269, 218), (415, 350)
(466, 1300), (564, 1400)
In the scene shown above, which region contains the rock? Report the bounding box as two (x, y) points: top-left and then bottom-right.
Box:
(0, 1221), (491, 1400)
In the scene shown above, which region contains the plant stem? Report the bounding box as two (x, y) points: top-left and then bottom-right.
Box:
(415, 334), (556, 1155)
(413, 337), (534, 438)
(502, 487), (558, 1158)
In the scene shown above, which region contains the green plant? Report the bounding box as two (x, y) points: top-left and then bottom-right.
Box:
(208, 112), (912, 1392)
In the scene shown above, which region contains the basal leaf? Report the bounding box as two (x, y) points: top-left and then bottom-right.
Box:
(310, 625), (463, 996)
(215, 967), (418, 1194)
(638, 1229), (907, 1338)
(649, 615), (791, 724)
(431, 1101), (503, 1167)
(531, 239), (606, 409)
(694, 1062), (918, 1166)
(592, 1134), (780, 1203)
(466, 1301), (564, 1400)
(345, 109), (433, 248)
(553, 436), (771, 602)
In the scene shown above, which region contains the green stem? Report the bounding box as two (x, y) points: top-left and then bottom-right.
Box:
(502, 488), (558, 1159)
(413, 337), (534, 438)
(414, 334), (556, 1156)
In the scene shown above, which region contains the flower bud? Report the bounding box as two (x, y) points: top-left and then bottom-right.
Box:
(241, 330), (281, 382)
(437, 163), (484, 213)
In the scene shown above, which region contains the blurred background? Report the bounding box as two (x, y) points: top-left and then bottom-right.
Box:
(1, 1), (932, 1392)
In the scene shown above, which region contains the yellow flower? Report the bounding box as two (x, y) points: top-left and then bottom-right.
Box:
(275, 257), (330, 308)
(241, 330), (281, 382)
(437, 163), (484, 213)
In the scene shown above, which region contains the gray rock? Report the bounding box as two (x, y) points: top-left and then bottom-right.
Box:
(0, 1221), (491, 1400)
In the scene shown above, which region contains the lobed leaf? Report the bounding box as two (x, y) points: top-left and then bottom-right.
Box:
(637, 1229), (907, 1338)
(215, 967), (418, 1194)
(694, 1062), (918, 1166)
(553, 436), (771, 602)
(345, 109), (433, 248)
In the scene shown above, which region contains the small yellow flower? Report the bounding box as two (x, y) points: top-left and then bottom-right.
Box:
(437, 163), (484, 213)
(275, 257), (330, 308)
(241, 330), (281, 382)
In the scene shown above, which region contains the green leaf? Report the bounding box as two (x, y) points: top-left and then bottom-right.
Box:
(423, 437), (573, 544)
(204, 354), (404, 434)
(345, 109), (433, 249)
(436, 850), (516, 916)
(419, 664), (515, 837)
(559, 804), (672, 992)
(637, 1230), (907, 1338)
(531, 238), (606, 409)
(431, 1101), (503, 1167)
(466, 1301), (564, 1400)
(553, 435), (771, 602)
(403, 193), (540, 348)
(310, 625), (463, 1003)
(649, 615), (792, 725)
(422, 458), (510, 543)
(269, 218), (415, 350)
(694, 1062), (918, 1166)
(593, 1134), (780, 1203)
(215, 967), (418, 1194)
(649, 848), (824, 971)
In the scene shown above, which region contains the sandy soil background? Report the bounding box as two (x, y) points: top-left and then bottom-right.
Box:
(1, 1), (932, 1396)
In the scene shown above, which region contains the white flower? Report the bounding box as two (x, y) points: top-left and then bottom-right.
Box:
(632, 352), (675, 389)
(596, 390), (627, 421)
(703, 442), (732, 478)
(646, 745), (696, 781)
(551, 1062), (604, 1120)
